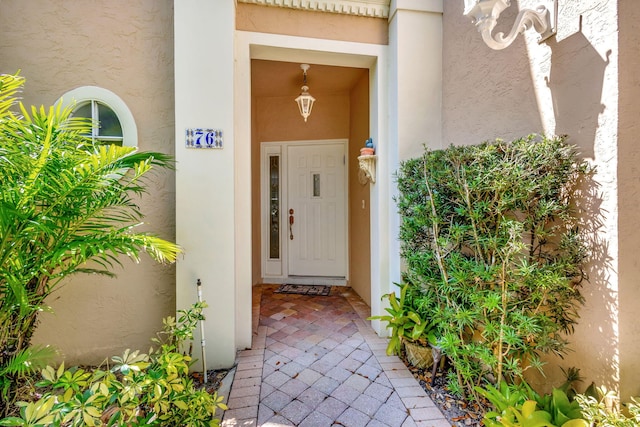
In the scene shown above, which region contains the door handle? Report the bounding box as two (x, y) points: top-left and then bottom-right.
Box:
(289, 209), (294, 240)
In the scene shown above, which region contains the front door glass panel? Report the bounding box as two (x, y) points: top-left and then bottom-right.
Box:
(269, 155), (280, 259)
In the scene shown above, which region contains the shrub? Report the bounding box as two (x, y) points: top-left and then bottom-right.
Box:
(575, 388), (640, 427)
(476, 380), (640, 427)
(367, 284), (436, 356)
(476, 381), (588, 427)
(0, 303), (226, 427)
(0, 73), (180, 415)
(396, 135), (590, 398)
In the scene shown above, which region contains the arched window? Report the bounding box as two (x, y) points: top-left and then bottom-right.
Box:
(56, 86), (138, 147)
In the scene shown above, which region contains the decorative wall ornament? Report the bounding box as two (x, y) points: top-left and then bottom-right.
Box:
(358, 154), (376, 184)
(463, 0), (555, 50)
(237, 0), (390, 18)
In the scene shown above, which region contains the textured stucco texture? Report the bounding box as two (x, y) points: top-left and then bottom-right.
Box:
(0, 0), (176, 365)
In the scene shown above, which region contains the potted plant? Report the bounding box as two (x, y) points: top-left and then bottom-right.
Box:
(368, 284), (437, 369)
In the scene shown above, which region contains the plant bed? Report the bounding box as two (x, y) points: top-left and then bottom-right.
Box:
(191, 368), (230, 395)
(400, 352), (487, 427)
(0, 303), (228, 426)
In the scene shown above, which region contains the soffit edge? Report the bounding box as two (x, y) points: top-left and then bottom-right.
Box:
(237, 0), (391, 18)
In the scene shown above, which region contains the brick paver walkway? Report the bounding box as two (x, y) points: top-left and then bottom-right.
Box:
(222, 285), (449, 427)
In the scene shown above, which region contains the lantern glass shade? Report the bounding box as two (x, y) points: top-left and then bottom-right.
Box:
(295, 86), (316, 122)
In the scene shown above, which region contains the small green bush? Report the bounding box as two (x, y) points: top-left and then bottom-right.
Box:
(477, 382), (587, 427)
(368, 284), (436, 355)
(396, 135), (590, 398)
(575, 388), (640, 427)
(477, 380), (640, 427)
(0, 303), (226, 427)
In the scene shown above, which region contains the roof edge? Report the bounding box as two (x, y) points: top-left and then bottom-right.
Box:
(237, 0), (391, 18)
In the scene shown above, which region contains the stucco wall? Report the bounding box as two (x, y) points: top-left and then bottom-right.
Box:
(443, 2), (542, 144)
(236, 3), (388, 45)
(349, 72), (372, 305)
(175, 0), (240, 368)
(390, 4), (443, 158)
(617, 0), (640, 400)
(0, 0), (176, 364)
(443, 0), (624, 397)
(255, 94), (350, 141)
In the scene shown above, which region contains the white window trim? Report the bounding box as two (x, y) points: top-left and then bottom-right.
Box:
(56, 86), (138, 147)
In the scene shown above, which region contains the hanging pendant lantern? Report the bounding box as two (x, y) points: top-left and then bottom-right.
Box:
(294, 64), (316, 122)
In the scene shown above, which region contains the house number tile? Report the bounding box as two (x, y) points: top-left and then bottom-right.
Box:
(185, 128), (223, 149)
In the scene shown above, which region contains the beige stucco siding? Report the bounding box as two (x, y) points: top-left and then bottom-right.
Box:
(529, 0), (621, 396)
(0, 0), (176, 365)
(348, 72), (372, 305)
(442, 2), (542, 143)
(236, 3), (388, 45)
(617, 0), (640, 401)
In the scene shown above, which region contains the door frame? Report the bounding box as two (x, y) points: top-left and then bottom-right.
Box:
(260, 139), (349, 284)
(234, 31), (391, 344)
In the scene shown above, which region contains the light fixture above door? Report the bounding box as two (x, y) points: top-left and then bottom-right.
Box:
(294, 64), (316, 122)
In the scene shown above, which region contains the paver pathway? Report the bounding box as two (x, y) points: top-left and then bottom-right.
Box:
(222, 285), (449, 427)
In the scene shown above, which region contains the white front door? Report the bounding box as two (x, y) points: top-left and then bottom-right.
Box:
(287, 143), (347, 277)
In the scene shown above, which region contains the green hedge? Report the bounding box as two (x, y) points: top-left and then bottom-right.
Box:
(396, 135), (590, 398)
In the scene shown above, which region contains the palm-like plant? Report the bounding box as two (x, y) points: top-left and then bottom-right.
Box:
(0, 73), (181, 415)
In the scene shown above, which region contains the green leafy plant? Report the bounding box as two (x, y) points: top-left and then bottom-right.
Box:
(0, 73), (181, 415)
(0, 303), (226, 427)
(478, 381), (588, 427)
(575, 387), (640, 427)
(539, 389), (585, 426)
(475, 380), (537, 418)
(152, 301), (208, 356)
(493, 400), (588, 427)
(0, 397), (58, 427)
(555, 367), (586, 401)
(396, 135), (590, 398)
(368, 284), (435, 355)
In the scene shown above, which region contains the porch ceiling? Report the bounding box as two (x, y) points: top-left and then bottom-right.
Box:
(251, 59), (368, 98)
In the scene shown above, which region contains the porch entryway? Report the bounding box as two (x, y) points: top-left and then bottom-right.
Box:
(176, 0), (442, 370)
(248, 57), (374, 336)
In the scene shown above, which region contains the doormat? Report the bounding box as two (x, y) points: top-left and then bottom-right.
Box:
(275, 284), (331, 296)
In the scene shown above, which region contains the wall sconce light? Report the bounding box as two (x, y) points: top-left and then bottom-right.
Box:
(294, 64), (316, 122)
(463, 0), (555, 50)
